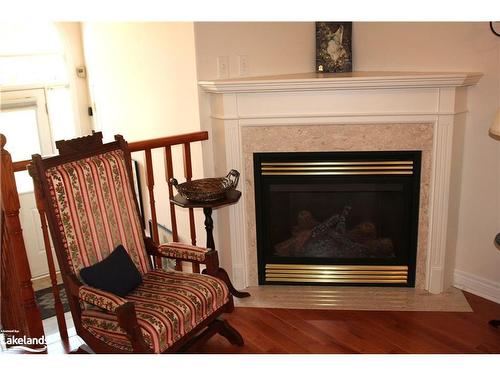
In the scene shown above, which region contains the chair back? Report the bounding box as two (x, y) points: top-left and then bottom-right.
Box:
(30, 132), (151, 279)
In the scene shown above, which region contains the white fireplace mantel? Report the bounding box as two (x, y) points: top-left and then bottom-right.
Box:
(199, 71), (482, 294)
(199, 71), (482, 93)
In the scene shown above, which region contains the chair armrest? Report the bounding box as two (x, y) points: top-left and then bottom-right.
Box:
(79, 285), (128, 313)
(144, 237), (220, 273)
(157, 242), (210, 263)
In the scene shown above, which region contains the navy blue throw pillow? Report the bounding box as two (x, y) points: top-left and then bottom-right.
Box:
(79, 245), (142, 297)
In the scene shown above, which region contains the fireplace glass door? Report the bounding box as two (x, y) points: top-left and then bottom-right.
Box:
(254, 151), (421, 287)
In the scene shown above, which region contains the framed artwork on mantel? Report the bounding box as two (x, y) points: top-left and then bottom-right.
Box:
(315, 22), (352, 73)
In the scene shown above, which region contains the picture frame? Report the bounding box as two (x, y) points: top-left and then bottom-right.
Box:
(315, 22), (352, 73)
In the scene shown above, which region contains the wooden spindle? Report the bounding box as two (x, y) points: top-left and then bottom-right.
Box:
(144, 149), (161, 268)
(31, 173), (69, 342)
(182, 143), (199, 273)
(164, 145), (181, 271)
(0, 134), (45, 347)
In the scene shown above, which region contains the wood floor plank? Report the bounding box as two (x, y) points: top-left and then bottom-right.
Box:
(266, 308), (359, 353)
(370, 311), (475, 353)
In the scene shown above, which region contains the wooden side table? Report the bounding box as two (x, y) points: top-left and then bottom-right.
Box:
(171, 189), (250, 298)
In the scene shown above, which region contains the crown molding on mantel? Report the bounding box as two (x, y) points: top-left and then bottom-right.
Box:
(198, 71), (483, 93)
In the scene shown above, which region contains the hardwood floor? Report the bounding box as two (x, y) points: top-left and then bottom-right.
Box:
(192, 292), (500, 354)
(43, 291), (500, 354)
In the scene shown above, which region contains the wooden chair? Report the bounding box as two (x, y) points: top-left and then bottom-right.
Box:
(29, 132), (243, 353)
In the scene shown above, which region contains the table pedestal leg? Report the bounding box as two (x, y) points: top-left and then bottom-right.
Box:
(203, 207), (250, 299)
(203, 207), (216, 251)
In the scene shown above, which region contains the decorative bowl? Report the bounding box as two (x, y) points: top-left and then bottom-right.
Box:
(170, 169), (239, 202)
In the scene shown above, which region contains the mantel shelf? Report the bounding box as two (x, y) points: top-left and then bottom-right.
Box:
(199, 71), (483, 93)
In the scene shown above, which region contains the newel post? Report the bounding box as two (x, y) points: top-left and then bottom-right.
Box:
(0, 134), (45, 346)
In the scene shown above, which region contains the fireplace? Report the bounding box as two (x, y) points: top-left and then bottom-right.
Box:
(254, 151), (421, 287)
(199, 71), (481, 293)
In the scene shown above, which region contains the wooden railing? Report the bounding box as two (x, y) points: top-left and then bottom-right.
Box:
(1, 131), (209, 346)
(1, 134), (45, 349)
(128, 131), (208, 272)
(7, 139), (69, 345)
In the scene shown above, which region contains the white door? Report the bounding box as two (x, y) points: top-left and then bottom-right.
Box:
(0, 89), (56, 278)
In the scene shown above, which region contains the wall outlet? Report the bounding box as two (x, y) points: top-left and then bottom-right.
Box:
(217, 56), (229, 79)
(238, 55), (249, 76)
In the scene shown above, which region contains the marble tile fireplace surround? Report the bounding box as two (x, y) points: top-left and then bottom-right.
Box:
(199, 72), (481, 295)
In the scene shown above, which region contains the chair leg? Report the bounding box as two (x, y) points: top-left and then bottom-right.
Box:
(179, 320), (221, 352)
(217, 318), (244, 346)
(179, 318), (243, 352)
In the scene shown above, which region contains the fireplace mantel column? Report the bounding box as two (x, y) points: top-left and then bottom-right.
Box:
(199, 71), (482, 294)
(426, 87), (467, 293)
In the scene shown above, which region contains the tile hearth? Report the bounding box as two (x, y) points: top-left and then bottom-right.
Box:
(235, 286), (472, 312)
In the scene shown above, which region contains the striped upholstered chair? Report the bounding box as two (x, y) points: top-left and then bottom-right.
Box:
(29, 132), (243, 353)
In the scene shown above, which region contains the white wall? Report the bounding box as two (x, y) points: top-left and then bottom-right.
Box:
(55, 22), (93, 136)
(194, 22), (315, 79)
(83, 22), (201, 140)
(82, 22), (207, 247)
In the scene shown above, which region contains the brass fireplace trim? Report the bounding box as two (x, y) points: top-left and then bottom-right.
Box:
(266, 264), (408, 270)
(262, 166), (413, 170)
(261, 160), (414, 176)
(261, 161), (414, 166)
(265, 264), (408, 284)
(265, 278), (407, 283)
(262, 172), (414, 176)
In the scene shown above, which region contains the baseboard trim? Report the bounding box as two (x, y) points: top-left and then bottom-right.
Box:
(453, 269), (500, 304)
